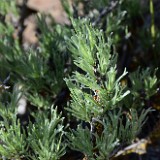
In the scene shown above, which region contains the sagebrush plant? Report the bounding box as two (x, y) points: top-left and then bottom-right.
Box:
(0, 0), (160, 160)
(0, 1), (69, 159)
(0, 85), (66, 159)
(65, 19), (154, 160)
(27, 107), (66, 160)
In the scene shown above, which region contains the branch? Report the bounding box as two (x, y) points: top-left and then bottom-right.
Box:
(92, 1), (119, 26)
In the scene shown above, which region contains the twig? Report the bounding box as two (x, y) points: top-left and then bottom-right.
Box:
(92, 1), (119, 26)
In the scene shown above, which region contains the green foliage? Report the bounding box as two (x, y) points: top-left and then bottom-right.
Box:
(0, 6), (69, 159)
(65, 19), (130, 121)
(0, 15), (72, 111)
(67, 108), (151, 160)
(129, 68), (159, 99)
(0, 121), (27, 159)
(0, 0), (159, 160)
(65, 19), (155, 159)
(118, 108), (151, 144)
(0, 0), (17, 15)
(0, 90), (28, 159)
(67, 126), (94, 158)
(67, 112), (120, 160)
(0, 89), (66, 159)
(28, 107), (66, 160)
